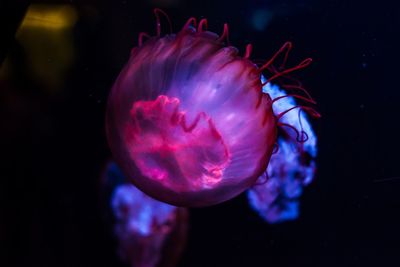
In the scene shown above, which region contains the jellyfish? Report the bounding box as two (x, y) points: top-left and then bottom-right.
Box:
(102, 161), (188, 267)
(247, 80), (317, 223)
(106, 9), (318, 207)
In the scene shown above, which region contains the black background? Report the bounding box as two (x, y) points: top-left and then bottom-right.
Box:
(1, 0), (399, 266)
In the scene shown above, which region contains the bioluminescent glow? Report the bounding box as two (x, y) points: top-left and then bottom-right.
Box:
(263, 78), (317, 163)
(4, 4), (78, 92)
(112, 184), (176, 236)
(104, 161), (188, 267)
(106, 9), (317, 207)
(247, 81), (317, 223)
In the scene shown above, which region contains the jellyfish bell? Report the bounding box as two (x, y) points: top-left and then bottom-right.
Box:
(106, 9), (315, 207)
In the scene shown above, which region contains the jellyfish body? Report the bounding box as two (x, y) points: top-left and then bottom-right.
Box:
(247, 81), (317, 223)
(104, 161), (188, 267)
(106, 16), (278, 207)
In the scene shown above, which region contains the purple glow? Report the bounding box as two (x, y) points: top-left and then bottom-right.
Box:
(262, 77), (317, 160)
(247, 79), (317, 223)
(112, 184), (176, 236)
(104, 162), (188, 267)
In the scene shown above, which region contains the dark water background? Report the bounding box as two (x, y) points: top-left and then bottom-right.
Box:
(1, 0), (399, 266)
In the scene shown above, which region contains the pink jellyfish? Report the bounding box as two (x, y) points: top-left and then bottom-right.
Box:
(106, 9), (318, 207)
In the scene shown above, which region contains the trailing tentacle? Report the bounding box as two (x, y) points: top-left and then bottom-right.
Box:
(138, 32), (151, 46)
(244, 44), (253, 59)
(198, 18), (208, 32)
(182, 17), (197, 30)
(153, 8), (172, 36)
(217, 23), (230, 45)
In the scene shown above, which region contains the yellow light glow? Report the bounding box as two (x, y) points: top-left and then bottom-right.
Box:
(12, 4), (78, 92)
(19, 4), (77, 30)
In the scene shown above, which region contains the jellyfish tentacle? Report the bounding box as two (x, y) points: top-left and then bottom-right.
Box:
(138, 32), (151, 46)
(276, 105), (320, 121)
(271, 94), (316, 105)
(153, 8), (173, 36)
(275, 104), (319, 143)
(278, 42), (292, 70)
(262, 58), (312, 86)
(217, 23), (230, 45)
(259, 42), (293, 72)
(244, 44), (253, 59)
(277, 122), (309, 143)
(182, 17), (197, 30)
(282, 84), (316, 103)
(265, 63), (317, 104)
(198, 18), (208, 32)
(254, 171), (269, 186)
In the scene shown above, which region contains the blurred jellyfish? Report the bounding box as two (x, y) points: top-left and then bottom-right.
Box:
(102, 161), (188, 267)
(247, 78), (317, 223)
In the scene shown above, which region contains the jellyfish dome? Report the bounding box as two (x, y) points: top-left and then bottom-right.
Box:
(106, 10), (314, 207)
